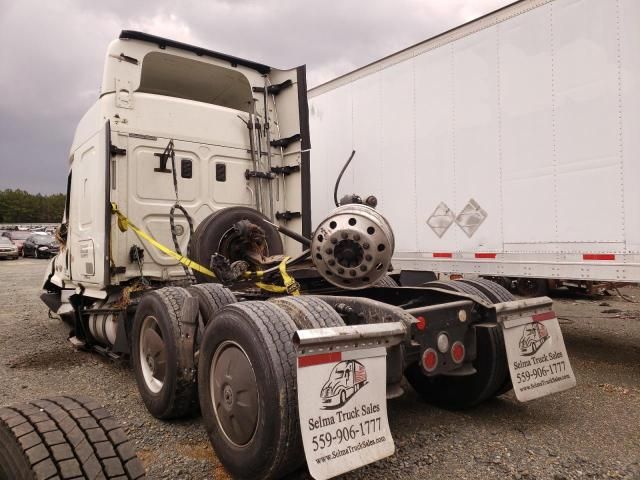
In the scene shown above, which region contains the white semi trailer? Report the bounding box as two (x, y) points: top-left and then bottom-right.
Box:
(4, 30), (576, 480)
(309, 0), (640, 296)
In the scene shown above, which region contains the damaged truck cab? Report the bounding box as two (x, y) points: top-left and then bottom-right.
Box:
(40, 32), (576, 480)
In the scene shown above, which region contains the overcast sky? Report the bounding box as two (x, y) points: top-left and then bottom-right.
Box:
(0, 0), (510, 194)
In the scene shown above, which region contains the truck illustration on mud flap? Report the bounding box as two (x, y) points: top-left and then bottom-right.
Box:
(320, 360), (368, 409)
(519, 322), (550, 356)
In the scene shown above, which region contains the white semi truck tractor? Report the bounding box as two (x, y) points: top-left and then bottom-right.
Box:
(32, 31), (576, 480)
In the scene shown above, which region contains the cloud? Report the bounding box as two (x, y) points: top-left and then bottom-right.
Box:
(0, 0), (510, 193)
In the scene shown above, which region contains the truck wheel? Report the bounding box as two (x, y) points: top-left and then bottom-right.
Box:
(189, 207), (284, 283)
(422, 280), (493, 304)
(458, 278), (515, 303)
(270, 296), (345, 329)
(516, 278), (548, 297)
(456, 278), (515, 397)
(406, 324), (508, 409)
(131, 287), (199, 419)
(0, 395), (145, 479)
(188, 283), (237, 327)
(409, 280), (508, 408)
(198, 302), (303, 480)
(374, 275), (398, 287)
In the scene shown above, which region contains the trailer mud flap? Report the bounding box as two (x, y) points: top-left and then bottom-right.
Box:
(496, 298), (576, 402)
(294, 324), (404, 479)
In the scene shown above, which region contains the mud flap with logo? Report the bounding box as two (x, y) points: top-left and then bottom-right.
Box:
(497, 299), (577, 402)
(294, 323), (404, 480)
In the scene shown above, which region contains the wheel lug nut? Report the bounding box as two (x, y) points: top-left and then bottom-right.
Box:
(353, 233), (361, 241)
(363, 243), (370, 249)
(365, 254), (373, 261)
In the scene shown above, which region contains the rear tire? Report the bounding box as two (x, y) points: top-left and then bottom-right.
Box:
(188, 284), (237, 327)
(269, 296), (345, 329)
(409, 280), (509, 408)
(406, 324), (508, 409)
(131, 287), (199, 419)
(374, 275), (399, 287)
(458, 278), (515, 303)
(198, 302), (303, 480)
(422, 279), (493, 303)
(0, 395), (145, 479)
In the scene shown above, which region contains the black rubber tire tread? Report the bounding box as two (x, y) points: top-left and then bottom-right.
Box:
(269, 296), (345, 329)
(131, 287), (198, 420)
(189, 207), (284, 283)
(188, 283), (237, 326)
(458, 278), (515, 303)
(0, 395), (145, 480)
(457, 279), (515, 396)
(422, 280), (493, 303)
(405, 324), (508, 409)
(374, 275), (399, 287)
(198, 301), (303, 480)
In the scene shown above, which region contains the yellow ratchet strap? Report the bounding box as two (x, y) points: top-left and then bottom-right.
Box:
(255, 257), (301, 296)
(110, 203), (216, 278)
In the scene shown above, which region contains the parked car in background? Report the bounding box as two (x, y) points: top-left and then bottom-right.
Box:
(1, 231), (31, 255)
(0, 237), (19, 260)
(22, 234), (60, 259)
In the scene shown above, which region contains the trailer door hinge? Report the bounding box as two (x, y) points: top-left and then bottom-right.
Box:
(276, 211), (301, 222)
(271, 164), (300, 176)
(245, 170), (276, 180)
(110, 145), (126, 156)
(271, 133), (301, 149)
(252, 79), (293, 96)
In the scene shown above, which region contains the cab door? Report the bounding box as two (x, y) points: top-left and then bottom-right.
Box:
(68, 121), (110, 287)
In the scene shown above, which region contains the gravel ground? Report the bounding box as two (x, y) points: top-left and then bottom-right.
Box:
(0, 258), (638, 479)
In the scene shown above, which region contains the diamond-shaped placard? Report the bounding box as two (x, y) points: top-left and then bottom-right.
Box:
(426, 202), (455, 238)
(455, 198), (487, 238)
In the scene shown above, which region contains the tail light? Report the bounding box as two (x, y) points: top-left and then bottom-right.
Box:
(451, 341), (465, 364)
(422, 348), (438, 372)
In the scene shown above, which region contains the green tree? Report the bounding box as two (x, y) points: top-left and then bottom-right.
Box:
(0, 189), (65, 223)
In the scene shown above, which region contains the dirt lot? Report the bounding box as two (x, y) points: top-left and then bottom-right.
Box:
(0, 259), (638, 479)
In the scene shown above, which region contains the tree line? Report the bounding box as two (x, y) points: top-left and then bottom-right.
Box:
(0, 189), (65, 224)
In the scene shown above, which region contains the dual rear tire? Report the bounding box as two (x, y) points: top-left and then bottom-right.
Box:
(131, 287), (340, 479)
(198, 297), (344, 480)
(406, 279), (514, 409)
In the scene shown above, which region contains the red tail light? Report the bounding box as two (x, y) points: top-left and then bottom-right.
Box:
(451, 341), (465, 364)
(422, 348), (438, 372)
(416, 316), (426, 331)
